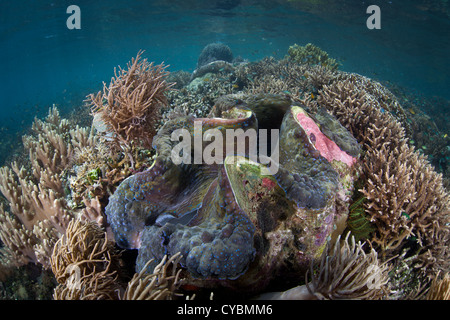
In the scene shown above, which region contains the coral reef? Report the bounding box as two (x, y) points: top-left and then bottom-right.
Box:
(1, 45), (448, 300)
(0, 264), (57, 300)
(0, 107), (77, 269)
(305, 233), (390, 299)
(123, 252), (184, 300)
(51, 218), (186, 300)
(0, 106), (108, 271)
(243, 56), (342, 100)
(163, 71), (237, 121)
(191, 60), (235, 81)
(105, 92), (359, 293)
(65, 128), (148, 210)
(287, 43), (340, 71)
(426, 271), (450, 300)
(385, 84), (450, 188)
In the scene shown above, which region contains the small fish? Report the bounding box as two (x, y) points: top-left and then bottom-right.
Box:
(408, 108), (415, 115)
(310, 93), (315, 99)
(232, 84), (239, 88)
(443, 134), (448, 138)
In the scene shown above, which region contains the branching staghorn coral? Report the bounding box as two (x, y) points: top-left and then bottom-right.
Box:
(51, 218), (122, 300)
(87, 50), (174, 152)
(122, 252), (184, 300)
(241, 55), (344, 106)
(258, 234), (389, 300)
(314, 75), (450, 278)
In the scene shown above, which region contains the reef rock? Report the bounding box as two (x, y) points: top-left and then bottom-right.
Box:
(105, 93), (360, 293)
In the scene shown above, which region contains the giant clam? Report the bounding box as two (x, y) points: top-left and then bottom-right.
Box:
(105, 93), (360, 293)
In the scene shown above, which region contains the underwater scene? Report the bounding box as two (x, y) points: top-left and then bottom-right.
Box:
(0, 0), (449, 302)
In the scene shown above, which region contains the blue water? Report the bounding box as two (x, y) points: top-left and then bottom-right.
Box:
(0, 0), (449, 164)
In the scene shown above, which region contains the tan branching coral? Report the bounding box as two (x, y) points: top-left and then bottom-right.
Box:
(123, 253), (184, 300)
(315, 75), (450, 278)
(426, 271), (450, 300)
(287, 43), (340, 71)
(306, 234), (390, 299)
(257, 234), (389, 300)
(0, 106), (77, 269)
(87, 50), (174, 151)
(0, 204), (37, 267)
(0, 106), (107, 270)
(51, 218), (122, 300)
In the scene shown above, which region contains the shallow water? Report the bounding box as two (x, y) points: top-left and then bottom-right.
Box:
(0, 0), (449, 301)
